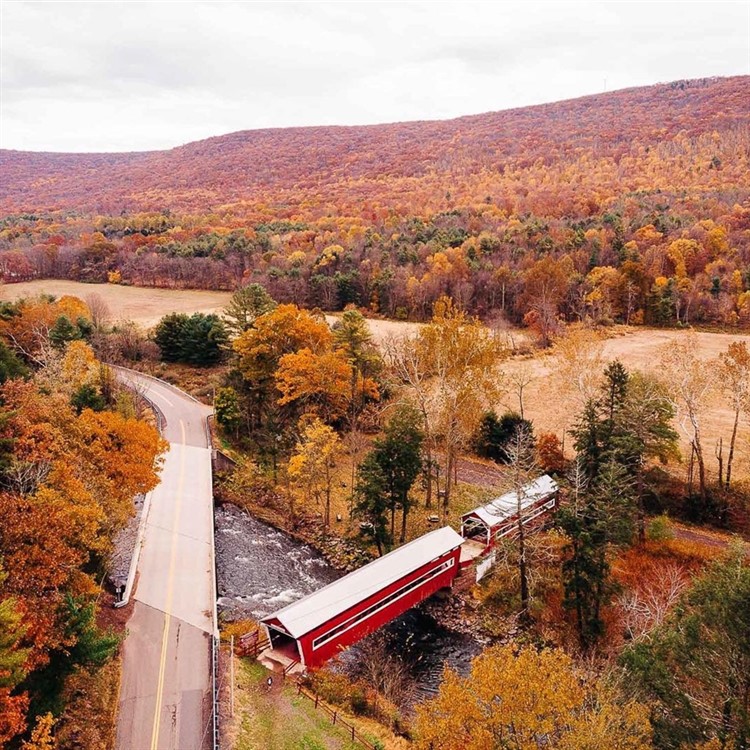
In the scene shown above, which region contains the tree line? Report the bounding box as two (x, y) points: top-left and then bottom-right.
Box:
(2, 198), (749, 337)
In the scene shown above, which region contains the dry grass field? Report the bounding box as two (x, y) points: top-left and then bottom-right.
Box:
(4, 279), (748, 482)
(0, 280), (421, 339)
(0, 280), (232, 328)
(501, 327), (750, 483)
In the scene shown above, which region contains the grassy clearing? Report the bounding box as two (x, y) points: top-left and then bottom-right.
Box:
(229, 660), (398, 750)
(501, 325), (750, 481)
(0, 279), (231, 328)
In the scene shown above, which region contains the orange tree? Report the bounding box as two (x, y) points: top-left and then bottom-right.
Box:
(0, 369), (165, 737)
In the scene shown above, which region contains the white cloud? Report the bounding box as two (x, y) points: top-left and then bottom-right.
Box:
(0, 0), (747, 152)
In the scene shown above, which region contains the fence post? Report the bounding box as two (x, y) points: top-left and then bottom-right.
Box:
(211, 635), (219, 750)
(315, 694), (319, 709)
(230, 635), (235, 718)
(333, 710), (337, 725)
(351, 726), (355, 741)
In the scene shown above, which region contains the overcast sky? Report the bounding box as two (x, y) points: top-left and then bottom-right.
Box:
(1, 1), (748, 153)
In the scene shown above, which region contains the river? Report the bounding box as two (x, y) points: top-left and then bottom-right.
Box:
(215, 503), (482, 703)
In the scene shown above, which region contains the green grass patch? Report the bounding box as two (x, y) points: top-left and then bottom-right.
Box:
(233, 661), (361, 750)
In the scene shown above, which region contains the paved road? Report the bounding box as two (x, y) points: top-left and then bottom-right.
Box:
(114, 369), (216, 750)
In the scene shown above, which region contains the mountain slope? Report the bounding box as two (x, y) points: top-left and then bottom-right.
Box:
(1, 76), (748, 214)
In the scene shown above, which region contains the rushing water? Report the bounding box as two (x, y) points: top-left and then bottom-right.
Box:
(215, 503), (339, 621)
(214, 503), (481, 700)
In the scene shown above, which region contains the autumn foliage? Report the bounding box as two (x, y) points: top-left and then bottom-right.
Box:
(0, 77), (748, 331)
(233, 303), (379, 426)
(414, 644), (652, 749)
(0, 297), (165, 744)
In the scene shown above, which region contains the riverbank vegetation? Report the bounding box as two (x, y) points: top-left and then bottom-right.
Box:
(0, 294), (166, 747)
(172, 283), (747, 748)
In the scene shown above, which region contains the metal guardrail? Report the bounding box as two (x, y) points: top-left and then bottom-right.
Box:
(109, 363), (206, 405)
(212, 635), (220, 750)
(205, 412), (215, 451)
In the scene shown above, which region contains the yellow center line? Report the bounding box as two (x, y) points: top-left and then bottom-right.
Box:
(150, 419), (187, 750)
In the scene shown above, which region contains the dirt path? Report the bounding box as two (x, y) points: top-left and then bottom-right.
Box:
(671, 522), (750, 553)
(454, 455), (505, 489)
(230, 662), (356, 750)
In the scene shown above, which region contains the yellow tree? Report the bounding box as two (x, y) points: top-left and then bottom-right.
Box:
(388, 298), (505, 509)
(288, 418), (342, 527)
(233, 304), (332, 385)
(0, 295), (91, 366)
(419, 297), (506, 509)
(60, 340), (99, 391)
(520, 256), (571, 347)
(659, 334), (716, 501)
(34, 339), (101, 402)
(20, 713), (54, 750)
(233, 303), (334, 432)
(74, 408), (167, 534)
(0, 566), (30, 747)
(275, 348), (378, 424)
(414, 645), (651, 750)
(585, 266), (624, 323)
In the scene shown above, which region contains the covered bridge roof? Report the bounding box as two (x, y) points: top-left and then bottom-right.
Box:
(261, 526), (464, 638)
(461, 474), (558, 528)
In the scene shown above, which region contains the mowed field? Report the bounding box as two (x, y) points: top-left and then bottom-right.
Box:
(0, 279), (232, 328)
(501, 328), (750, 483)
(3, 279), (749, 481)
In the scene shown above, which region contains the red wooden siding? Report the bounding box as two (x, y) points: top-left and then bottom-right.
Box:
(293, 547), (460, 668)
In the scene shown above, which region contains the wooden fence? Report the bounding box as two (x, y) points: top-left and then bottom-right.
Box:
(236, 630), (381, 749)
(295, 682), (380, 750)
(236, 629), (270, 659)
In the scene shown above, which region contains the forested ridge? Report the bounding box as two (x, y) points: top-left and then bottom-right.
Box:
(1, 76), (749, 329)
(1, 77), (748, 212)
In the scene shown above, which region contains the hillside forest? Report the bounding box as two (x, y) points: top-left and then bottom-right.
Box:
(0, 75), (749, 750)
(0, 77), (749, 337)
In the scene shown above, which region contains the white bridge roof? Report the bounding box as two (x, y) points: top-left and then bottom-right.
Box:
(462, 474), (558, 528)
(262, 526), (464, 638)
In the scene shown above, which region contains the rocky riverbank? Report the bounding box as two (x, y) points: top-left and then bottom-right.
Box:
(107, 493), (146, 597)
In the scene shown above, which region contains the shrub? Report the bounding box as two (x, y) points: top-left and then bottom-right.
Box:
(646, 514), (674, 542)
(473, 410), (534, 463)
(536, 432), (566, 474)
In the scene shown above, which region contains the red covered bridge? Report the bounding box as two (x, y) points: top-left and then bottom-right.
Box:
(460, 474), (558, 554)
(260, 526), (464, 670)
